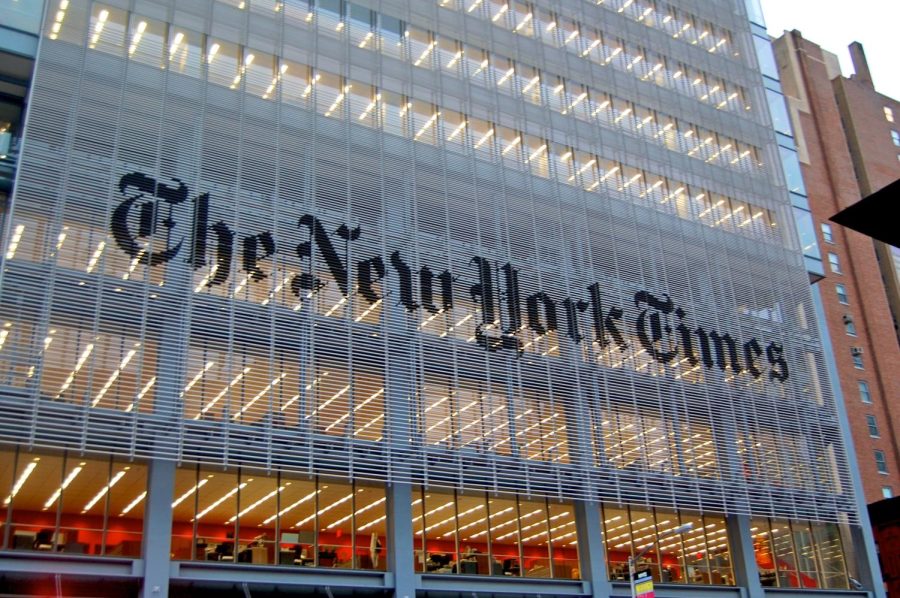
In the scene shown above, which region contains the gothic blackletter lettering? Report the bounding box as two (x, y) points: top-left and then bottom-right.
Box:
(634, 291), (677, 364)
(111, 172), (186, 266)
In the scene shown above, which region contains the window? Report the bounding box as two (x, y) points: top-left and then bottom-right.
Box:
(886, 106), (895, 122)
(828, 252), (841, 274)
(859, 381), (872, 403)
(0, 448), (147, 555)
(884, 487), (894, 499)
(820, 222), (834, 243)
(751, 519), (850, 589)
(875, 450), (888, 474)
(844, 315), (857, 336)
(835, 283), (849, 304)
(603, 505), (733, 585)
(892, 130), (900, 147)
(851, 349), (864, 369)
(415, 488), (580, 579)
(171, 467), (386, 568)
(866, 414), (880, 437)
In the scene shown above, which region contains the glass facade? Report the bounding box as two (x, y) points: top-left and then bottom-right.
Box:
(752, 518), (850, 589)
(170, 468), (386, 569)
(603, 505), (733, 585)
(0, 0), (875, 594)
(0, 447), (146, 556)
(413, 488), (579, 579)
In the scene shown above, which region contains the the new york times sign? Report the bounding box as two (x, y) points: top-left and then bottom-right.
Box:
(111, 173), (789, 383)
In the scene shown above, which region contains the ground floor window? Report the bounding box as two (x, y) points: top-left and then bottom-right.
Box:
(413, 487), (580, 579)
(602, 504), (733, 585)
(0, 446), (146, 556)
(752, 518), (850, 589)
(170, 465), (386, 569)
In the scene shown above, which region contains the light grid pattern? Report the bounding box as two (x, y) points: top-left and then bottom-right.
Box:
(0, 0), (857, 523)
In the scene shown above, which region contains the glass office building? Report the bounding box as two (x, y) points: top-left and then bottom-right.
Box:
(0, 0), (884, 596)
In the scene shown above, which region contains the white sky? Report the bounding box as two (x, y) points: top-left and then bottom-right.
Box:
(759, 0), (900, 100)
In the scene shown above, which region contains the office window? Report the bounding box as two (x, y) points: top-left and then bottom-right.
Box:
(886, 106), (895, 122)
(866, 414), (880, 437)
(835, 283), (849, 304)
(859, 381), (872, 403)
(752, 519), (850, 589)
(171, 467), (386, 569)
(828, 252), (841, 274)
(851, 351), (864, 369)
(892, 130), (900, 147)
(0, 447), (146, 554)
(414, 488), (580, 579)
(820, 222), (834, 243)
(603, 505), (733, 585)
(844, 315), (857, 336)
(875, 450), (888, 474)
(884, 487), (894, 499)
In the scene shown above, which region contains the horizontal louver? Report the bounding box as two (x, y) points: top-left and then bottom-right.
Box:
(0, 0), (856, 524)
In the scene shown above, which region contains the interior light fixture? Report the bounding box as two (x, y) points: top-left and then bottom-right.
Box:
(44, 462), (85, 509)
(195, 481), (249, 520)
(4, 458), (39, 505)
(83, 468), (129, 512)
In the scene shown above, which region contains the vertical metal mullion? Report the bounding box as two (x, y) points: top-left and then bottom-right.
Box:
(350, 480), (357, 567)
(545, 497), (555, 578)
(452, 489), (460, 573)
(485, 492), (494, 575)
(274, 471), (282, 566)
(2, 446), (20, 549)
(419, 487), (426, 569)
(834, 524), (852, 589)
(191, 464), (200, 561)
(234, 467), (242, 559)
(676, 511), (689, 582)
(53, 451), (66, 553)
(100, 454), (113, 555)
(514, 494), (524, 577)
(313, 476), (320, 566)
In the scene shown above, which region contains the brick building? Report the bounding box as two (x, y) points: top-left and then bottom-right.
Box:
(773, 31), (900, 506)
(774, 31), (900, 502)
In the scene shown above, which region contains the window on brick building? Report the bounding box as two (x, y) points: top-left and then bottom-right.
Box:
(859, 381), (872, 403)
(820, 222), (834, 243)
(835, 283), (849, 304)
(843, 315), (857, 336)
(866, 414), (879, 437)
(884, 487), (894, 499)
(892, 130), (900, 147)
(828, 252), (841, 274)
(886, 106), (895, 122)
(851, 349), (864, 369)
(875, 450), (888, 474)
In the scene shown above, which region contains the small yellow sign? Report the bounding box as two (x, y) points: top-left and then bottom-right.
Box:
(635, 578), (655, 598)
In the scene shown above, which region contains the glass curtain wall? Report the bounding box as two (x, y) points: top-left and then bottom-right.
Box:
(170, 466), (386, 570)
(751, 517), (850, 589)
(602, 504), (733, 586)
(413, 487), (580, 579)
(0, 446), (146, 556)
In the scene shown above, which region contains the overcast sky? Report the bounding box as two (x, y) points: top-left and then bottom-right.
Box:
(759, 0), (900, 100)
